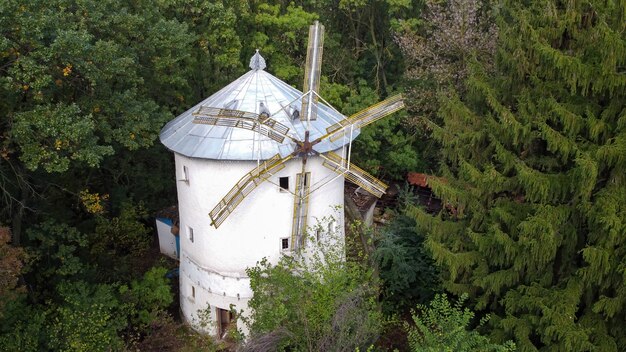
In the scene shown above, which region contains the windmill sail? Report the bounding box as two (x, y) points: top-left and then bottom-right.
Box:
(193, 106), (292, 143)
(301, 21), (325, 122)
(195, 23), (402, 231)
(323, 94), (405, 142)
(320, 152), (388, 198)
(291, 172), (311, 250)
(209, 154), (293, 228)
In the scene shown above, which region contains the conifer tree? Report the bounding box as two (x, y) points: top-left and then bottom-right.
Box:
(410, 1), (626, 350)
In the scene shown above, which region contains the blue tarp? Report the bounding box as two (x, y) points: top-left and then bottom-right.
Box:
(157, 217), (173, 226)
(175, 235), (180, 258)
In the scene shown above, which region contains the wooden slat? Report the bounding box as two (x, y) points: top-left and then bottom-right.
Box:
(209, 154), (292, 228)
(325, 94), (404, 142)
(301, 21), (324, 121)
(321, 152), (387, 198)
(193, 106), (290, 143)
(291, 172), (311, 250)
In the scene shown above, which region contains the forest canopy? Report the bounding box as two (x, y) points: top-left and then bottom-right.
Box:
(1, 0), (625, 351)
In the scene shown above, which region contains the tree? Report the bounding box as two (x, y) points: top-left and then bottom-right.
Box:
(0, 0), (200, 241)
(406, 293), (515, 352)
(374, 201), (441, 311)
(397, 0), (497, 132)
(25, 221), (92, 300)
(48, 281), (126, 352)
(410, 1), (626, 350)
(90, 202), (152, 280)
(242, 219), (383, 352)
(318, 0), (421, 94)
(396, 0), (496, 170)
(153, 0), (245, 98)
(324, 79), (422, 179)
(0, 0), (193, 173)
(0, 227), (26, 317)
(243, 2), (317, 84)
(119, 266), (174, 328)
(0, 298), (47, 352)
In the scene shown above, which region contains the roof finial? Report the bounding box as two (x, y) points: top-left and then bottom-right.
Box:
(249, 49), (266, 71)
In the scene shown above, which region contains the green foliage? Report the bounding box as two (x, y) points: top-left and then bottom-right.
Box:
(0, 0), (200, 242)
(248, 2), (317, 83)
(119, 266), (174, 327)
(243, 219), (383, 351)
(410, 0), (626, 350)
(154, 0), (244, 96)
(0, 263), (173, 351)
(0, 0), (498, 350)
(397, 0), (497, 127)
(322, 0), (421, 93)
(26, 221), (91, 294)
(406, 293), (515, 352)
(0, 0), (422, 232)
(48, 281), (126, 352)
(323, 79), (423, 179)
(90, 202), (152, 279)
(374, 201), (441, 311)
(12, 103), (114, 173)
(93, 202), (150, 254)
(0, 298), (47, 352)
(0, 0), (190, 173)
(10, 216), (174, 349)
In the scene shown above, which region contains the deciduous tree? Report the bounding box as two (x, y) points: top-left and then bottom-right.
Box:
(0, 227), (26, 316)
(406, 293), (515, 352)
(397, 0), (497, 128)
(242, 219), (382, 351)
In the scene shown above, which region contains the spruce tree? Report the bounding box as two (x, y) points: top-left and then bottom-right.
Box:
(410, 1), (626, 351)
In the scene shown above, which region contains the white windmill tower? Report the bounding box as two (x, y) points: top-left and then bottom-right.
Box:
(159, 21), (404, 337)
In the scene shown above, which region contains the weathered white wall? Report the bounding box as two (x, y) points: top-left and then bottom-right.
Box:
(180, 254), (252, 336)
(174, 152), (345, 336)
(155, 218), (178, 259)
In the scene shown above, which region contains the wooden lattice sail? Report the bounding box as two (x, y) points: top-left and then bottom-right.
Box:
(186, 22), (402, 234)
(321, 151), (388, 198)
(325, 94), (405, 142)
(209, 154), (293, 228)
(193, 106), (291, 143)
(291, 172), (311, 249)
(301, 21), (324, 122)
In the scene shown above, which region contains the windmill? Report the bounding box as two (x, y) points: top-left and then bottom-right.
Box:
(192, 21), (404, 250)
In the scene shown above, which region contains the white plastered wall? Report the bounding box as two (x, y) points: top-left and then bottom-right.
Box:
(174, 152), (345, 336)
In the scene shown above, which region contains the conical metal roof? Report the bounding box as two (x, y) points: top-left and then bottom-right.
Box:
(160, 52), (358, 160)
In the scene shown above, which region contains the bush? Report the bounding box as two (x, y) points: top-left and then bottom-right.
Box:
(374, 213), (440, 312)
(406, 294), (515, 352)
(119, 266), (174, 328)
(241, 218), (383, 352)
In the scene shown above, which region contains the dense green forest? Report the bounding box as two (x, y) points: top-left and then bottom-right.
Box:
(1, 0), (625, 351)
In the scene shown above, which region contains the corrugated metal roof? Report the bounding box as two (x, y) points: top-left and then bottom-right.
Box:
(160, 52), (358, 160)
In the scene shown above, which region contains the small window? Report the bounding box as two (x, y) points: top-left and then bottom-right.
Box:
(180, 165), (189, 183)
(316, 227), (322, 242)
(191, 285), (195, 299)
(279, 177), (289, 192)
(328, 220), (335, 235)
(188, 226), (194, 243)
(280, 237), (289, 250)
